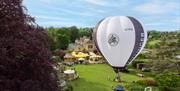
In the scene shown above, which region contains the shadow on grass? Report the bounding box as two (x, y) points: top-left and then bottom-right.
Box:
(70, 78), (110, 91)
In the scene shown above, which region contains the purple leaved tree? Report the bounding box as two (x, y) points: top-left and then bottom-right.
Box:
(0, 0), (59, 91)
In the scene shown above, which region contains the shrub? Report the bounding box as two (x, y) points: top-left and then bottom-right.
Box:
(52, 56), (62, 63)
(155, 73), (180, 90)
(136, 79), (157, 86)
(126, 83), (145, 91)
(53, 50), (66, 59)
(121, 68), (130, 73)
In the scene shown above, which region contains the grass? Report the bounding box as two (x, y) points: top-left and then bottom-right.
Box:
(69, 64), (142, 91)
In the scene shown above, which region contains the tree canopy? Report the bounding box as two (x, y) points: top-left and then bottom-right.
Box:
(0, 0), (59, 91)
(47, 27), (93, 51)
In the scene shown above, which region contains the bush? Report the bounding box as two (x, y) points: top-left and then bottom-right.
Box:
(155, 73), (180, 90)
(52, 56), (62, 63)
(126, 83), (145, 91)
(136, 54), (147, 59)
(53, 50), (66, 59)
(136, 79), (157, 86)
(121, 68), (130, 73)
(161, 87), (180, 91)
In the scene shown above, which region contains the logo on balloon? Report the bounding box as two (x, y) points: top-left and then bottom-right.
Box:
(108, 34), (119, 47)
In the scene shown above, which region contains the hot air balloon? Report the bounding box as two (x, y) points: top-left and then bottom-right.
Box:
(93, 16), (147, 82)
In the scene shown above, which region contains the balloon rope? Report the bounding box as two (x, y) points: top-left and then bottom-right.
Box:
(114, 68), (121, 82)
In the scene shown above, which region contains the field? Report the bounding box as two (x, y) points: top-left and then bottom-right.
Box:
(70, 64), (142, 91)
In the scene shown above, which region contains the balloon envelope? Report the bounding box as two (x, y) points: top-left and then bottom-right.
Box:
(94, 16), (147, 68)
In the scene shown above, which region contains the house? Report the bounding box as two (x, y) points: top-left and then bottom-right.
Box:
(74, 36), (96, 52)
(71, 52), (89, 64)
(136, 63), (146, 69)
(88, 52), (104, 64)
(176, 55), (180, 59)
(71, 52), (89, 58)
(64, 70), (78, 81)
(64, 53), (76, 62)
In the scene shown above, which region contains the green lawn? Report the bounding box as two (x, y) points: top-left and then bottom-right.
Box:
(70, 64), (142, 91)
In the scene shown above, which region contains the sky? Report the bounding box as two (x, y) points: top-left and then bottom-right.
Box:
(23, 0), (180, 31)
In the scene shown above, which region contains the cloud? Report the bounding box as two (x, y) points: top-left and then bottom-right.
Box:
(38, 21), (92, 27)
(134, 1), (179, 14)
(34, 15), (70, 21)
(23, 0), (179, 31)
(58, 8), (96, 16)
(84, 0), (107, 6)
(84, 0), (128, 7)
(145, 23), (164, 26)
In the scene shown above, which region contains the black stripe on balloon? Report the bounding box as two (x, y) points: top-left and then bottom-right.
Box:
(126, 16), (145, 65)
(93, 18), (105, 55)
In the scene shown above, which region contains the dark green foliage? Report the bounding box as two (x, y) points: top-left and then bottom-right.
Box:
(52, 56), (62, 63)
(142, 68), (151, 72)
(136, 54), (147, 59)
(126, 83), (145, 91)
(177, 32), (180, 46)
(78, 28), (93, 39)
(56, 34), (70, 50)
(47, 27), (70, 50)
(148, 31), (161, 40)
(155, 73), (180, 89)
(47, 27), (93, 51)
(145, 31), (161, 49)
(69, 26), (79, 43)
(145, 31), (180, 74)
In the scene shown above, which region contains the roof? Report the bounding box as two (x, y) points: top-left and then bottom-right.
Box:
(89, 52), (102, 58)
(176, 55), (180, 59)
(78, 58), (85, 61)
(72, 52), (89, 58)
(64, 70), (75, 74)
(64, 53), (75, 59)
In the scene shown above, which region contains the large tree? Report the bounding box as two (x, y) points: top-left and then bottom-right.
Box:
(78, 28), (93, 39)
(0, 0), (59, 91)
(47, 27), (70, 50)
(177, 32), (180, 46)
(69, 26), (78, 43)
(150, 32), (180, 74)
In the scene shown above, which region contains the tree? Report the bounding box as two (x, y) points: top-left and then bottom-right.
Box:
(56, 34), (70, 50)
(78, 28), (93, 39)
(47, 27), (70, 50)
(150, 32), (179, 74)
(47, 27), (57, 51)
(155, 73), (180, 90)
(177, 32), (180, 46)
(148, 31), (161, 40)
(0, 0), (59, 91)
(69, 26), (78, 43)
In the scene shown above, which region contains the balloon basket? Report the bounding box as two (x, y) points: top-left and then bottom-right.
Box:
(114, 72), (121, 82)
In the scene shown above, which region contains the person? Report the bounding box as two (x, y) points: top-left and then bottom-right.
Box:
(113, 85), (124, 91)
(114, 75), (121, 82)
